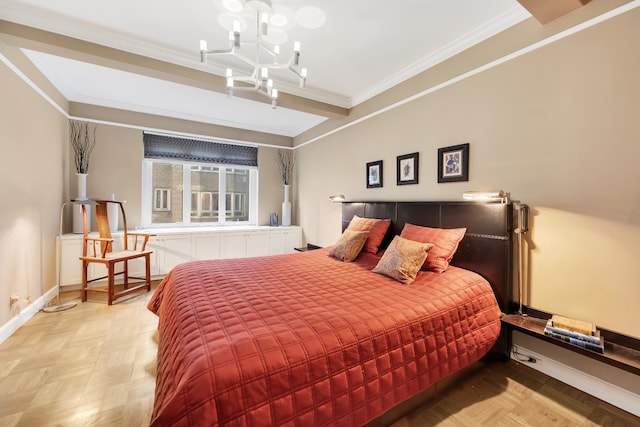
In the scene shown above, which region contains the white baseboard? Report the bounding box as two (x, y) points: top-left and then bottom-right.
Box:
(511, 343), (640, 417)
(0, 286), (57, 345)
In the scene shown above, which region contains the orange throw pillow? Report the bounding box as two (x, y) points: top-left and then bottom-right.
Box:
(346, 215), (391, 254)
(400, 223), (466, 273)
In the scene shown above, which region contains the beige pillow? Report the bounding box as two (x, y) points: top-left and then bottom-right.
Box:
(372, 236), (433, 284)
(328, 230), (370, 262)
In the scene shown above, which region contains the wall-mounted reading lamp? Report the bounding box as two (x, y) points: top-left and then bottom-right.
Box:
(513, 200), (529, 316)
(462, 190), (510, 203)
(329, 194), (346, 203)
(463, 190), (529, 315)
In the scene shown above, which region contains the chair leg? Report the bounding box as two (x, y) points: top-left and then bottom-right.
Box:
(107, 263), (115, 305)
(124, 260), (129, 290)
(81, 260), (88, 302)
(145, 253), (151, 292)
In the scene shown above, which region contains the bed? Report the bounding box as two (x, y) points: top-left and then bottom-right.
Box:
(148, 201), (513, 426)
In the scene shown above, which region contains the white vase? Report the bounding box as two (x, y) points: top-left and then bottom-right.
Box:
(281, 184), (291, 226)
(73, 173), (89, 233)
(107, 193), (119, 232)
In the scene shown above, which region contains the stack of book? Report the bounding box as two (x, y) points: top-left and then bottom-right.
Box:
(544, 314), (604, 354)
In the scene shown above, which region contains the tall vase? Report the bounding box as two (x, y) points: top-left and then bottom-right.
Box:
(281, 184), (292, 226)
(72, 173), (89, 233)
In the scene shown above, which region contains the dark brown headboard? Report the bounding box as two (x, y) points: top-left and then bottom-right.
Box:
(342, 201), (514, 312)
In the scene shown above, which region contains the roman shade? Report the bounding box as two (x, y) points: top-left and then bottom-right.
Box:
(143, 132), (258, 167)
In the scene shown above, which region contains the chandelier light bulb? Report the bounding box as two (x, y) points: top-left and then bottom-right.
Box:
(293, 41), (301, 65)
(299, 67), (307, 88)
(200, 40), (208, 62)
(260, 12), (269, 36)
(232, 21), (241, 47)
(226, 68), (234, 96)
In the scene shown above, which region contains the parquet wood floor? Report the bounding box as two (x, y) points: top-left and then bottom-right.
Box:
(1, 286), (638, 426)
(0, 288), (158, 427)
(391, 357), (640, 427)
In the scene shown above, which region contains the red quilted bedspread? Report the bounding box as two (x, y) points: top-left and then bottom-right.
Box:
(147, 248), (501, 426)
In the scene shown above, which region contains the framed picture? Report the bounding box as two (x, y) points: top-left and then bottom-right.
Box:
(396, 152), (419, 185)
(366, 160), (383, 188)
(438, 143), (469, 183)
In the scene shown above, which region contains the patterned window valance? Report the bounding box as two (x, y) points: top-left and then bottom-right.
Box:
(143, 132), (258, 167)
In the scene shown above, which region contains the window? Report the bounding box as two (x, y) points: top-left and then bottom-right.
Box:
(154, 188), (171, 211)
(142, 133), (258, 227)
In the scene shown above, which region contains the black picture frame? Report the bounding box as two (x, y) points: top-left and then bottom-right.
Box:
(438, 143), (469, 183)
(366, 160), (383, 188)
(396, 152), (419, 185)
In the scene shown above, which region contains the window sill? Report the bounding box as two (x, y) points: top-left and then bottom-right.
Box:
(140, 224), (300, 234)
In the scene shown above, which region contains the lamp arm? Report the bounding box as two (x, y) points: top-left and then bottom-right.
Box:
(514, 202), (529, 315)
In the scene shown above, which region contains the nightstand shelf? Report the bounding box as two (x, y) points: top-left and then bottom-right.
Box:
(502, 312), (640, 376)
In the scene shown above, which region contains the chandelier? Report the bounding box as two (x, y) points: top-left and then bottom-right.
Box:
(199, 0), (308, 108)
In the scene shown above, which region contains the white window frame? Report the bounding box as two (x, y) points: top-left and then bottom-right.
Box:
(142, 159), (258, 227)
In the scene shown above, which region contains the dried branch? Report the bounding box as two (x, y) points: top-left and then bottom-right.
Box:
(70, 120), (97, 174)
(277, 149), (295, 185)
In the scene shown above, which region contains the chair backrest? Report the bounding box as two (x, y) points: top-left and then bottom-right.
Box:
(95, 201), (114, 254)
(81, 199), (132, 256)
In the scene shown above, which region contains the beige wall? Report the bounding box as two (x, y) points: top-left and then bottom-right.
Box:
(259, 146), (292, 225)
(296, 8), (640, 339)
(0, 59), (66, 327)
(78, 125), (144, 229)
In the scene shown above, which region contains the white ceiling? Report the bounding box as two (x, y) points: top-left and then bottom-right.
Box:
(0, 0), (531, 137)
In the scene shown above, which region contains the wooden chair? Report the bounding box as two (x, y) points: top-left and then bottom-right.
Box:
(80, 199), (155, 305)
